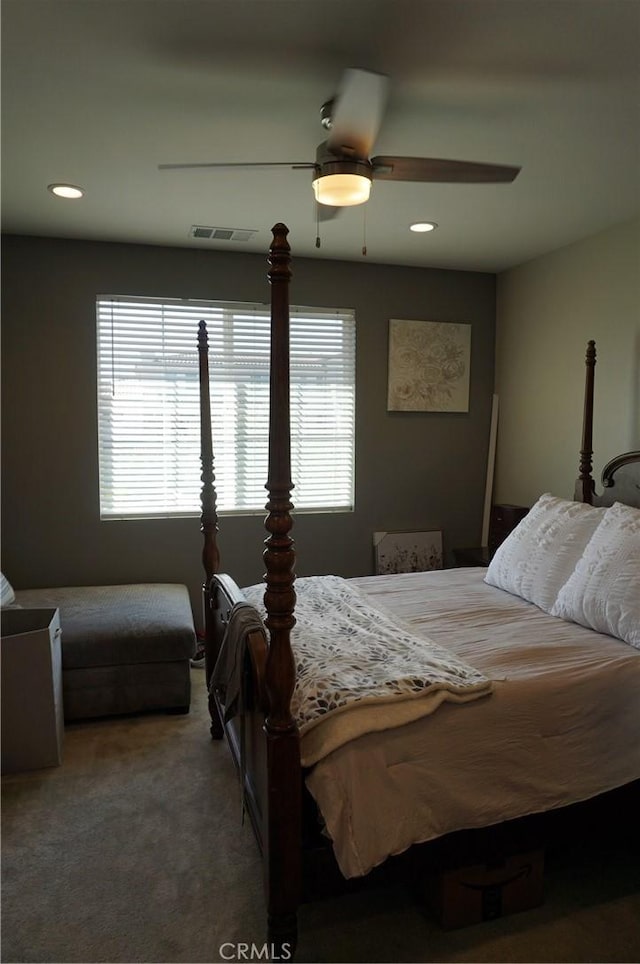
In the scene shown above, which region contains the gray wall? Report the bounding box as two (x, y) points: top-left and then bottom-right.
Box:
(1, 234), (496, 622)
(495, 217), (640, 506)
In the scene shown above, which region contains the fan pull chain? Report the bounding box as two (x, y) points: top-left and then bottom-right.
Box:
(362, 204), (367, 257)
(315, 201), (321, 248)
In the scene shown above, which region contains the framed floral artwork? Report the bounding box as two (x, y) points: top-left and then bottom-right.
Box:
(387, 319), (471, 412)
(373, 529), (444, 575)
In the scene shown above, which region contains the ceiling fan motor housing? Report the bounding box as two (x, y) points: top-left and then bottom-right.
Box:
(314, 140), (372, 180)
(316, 157), (372, 181)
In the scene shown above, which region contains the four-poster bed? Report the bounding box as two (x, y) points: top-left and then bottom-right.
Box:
(197, 223), (640, 954)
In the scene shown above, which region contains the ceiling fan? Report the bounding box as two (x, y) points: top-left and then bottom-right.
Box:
(159, 68), (521, 220)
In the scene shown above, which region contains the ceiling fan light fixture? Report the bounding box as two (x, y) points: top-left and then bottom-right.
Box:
(312, 172), (371, 207)
(410, 221), (438, 233)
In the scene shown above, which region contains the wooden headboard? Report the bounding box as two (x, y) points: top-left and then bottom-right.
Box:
(575, 340), (640, 508)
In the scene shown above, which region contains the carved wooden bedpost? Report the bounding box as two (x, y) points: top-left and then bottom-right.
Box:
(263, 223), (302, 956)
(198, 320), (223, 738)
(575, 340), (596, 504)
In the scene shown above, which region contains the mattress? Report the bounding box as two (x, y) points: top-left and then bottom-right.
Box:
(305, 567), (640, 878)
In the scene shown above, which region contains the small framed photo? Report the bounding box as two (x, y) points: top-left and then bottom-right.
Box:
(373, 529), (444, 575)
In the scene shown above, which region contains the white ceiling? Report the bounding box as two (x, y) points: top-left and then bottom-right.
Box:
(2, 0), (639, 272)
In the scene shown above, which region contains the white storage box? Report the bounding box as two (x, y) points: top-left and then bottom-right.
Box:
(1, 608), (64, 773)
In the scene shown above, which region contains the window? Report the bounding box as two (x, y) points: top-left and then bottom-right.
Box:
(96, 297), (355, 519)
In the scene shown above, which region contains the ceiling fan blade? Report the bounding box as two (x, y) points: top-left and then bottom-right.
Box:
(371, 156), (521, 183)
(326, 68), (389, 159)
(158, 161), (315, 171)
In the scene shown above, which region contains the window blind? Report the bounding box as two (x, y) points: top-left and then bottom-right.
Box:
(96, 297), (355, 519)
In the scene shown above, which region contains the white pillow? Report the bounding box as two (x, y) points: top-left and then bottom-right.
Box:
(551, 501), (640, 648)
(0, 571), (16, 608)
(484, 493), (606, 613)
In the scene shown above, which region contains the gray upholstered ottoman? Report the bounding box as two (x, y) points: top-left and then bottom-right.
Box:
(14, 584), (196, 721)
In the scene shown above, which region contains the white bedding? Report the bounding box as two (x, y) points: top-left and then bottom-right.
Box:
(242, 574), (492, 765)
(306, 568), (640, 878)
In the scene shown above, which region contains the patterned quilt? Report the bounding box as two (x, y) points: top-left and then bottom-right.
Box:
(242, 574), (492, 740)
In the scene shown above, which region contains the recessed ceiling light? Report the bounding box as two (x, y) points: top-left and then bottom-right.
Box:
(410, 221), (438, 233)
(48, 183), (85, 199)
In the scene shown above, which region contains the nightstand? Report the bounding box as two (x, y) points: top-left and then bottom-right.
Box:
(489, 504), (529, 553)
(453, 546), (491, 568)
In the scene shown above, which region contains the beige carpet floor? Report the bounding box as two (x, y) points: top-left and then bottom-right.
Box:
(2, 671), (639, 964)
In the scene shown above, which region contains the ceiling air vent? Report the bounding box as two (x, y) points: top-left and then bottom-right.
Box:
(189, 225), (258, 242)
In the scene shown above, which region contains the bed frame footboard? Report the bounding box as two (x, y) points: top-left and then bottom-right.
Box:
(198, 318), (224, 739)
(203, 225), (303, 955)
(262, 223), (302, 955)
